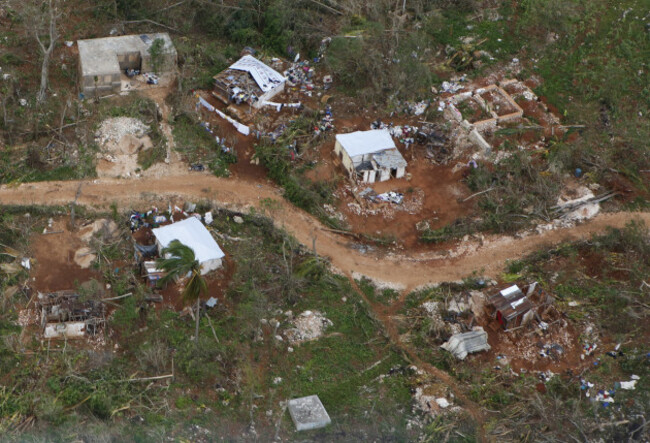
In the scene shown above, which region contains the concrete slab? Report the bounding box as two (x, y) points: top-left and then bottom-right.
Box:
(287, 395), (331, 431)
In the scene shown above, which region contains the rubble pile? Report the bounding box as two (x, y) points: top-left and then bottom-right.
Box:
(351, 186), (424, 220)
(409, 366), (458, 418)
(95, 117), (150, 146)
(284, 310), (333, 344)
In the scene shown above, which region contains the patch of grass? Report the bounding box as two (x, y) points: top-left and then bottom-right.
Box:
(137, 145), (167, 170)
(255, 122), (342, 229)
(0, 142), (99, 184)
(172, 112), (235, 177)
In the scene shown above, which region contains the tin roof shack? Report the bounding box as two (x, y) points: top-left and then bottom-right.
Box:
(213, 55), (286, 109)
(152, 217), (225, 276)
(37, 291), (106, 339)
(488, 284), (539, 330)
(77, 33), (177, 97)
(334, 130), (407, 183)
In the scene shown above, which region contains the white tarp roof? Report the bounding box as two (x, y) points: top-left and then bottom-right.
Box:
(152, 217), (225, 264)
(229, 55), (285, 93)
(335, 129), (397, 158)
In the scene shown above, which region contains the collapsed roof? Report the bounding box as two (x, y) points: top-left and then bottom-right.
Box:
(228, 55), (286, 93)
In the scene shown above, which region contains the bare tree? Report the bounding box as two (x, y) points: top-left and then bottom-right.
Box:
(35, 0), (62, 103)
(12, 0), (63, 104)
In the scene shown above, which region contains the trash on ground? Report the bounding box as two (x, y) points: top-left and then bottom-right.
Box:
(376, 191), (404, 205)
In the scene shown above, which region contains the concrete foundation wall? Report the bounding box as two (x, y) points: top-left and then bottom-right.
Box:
(469, 128), (491, 154)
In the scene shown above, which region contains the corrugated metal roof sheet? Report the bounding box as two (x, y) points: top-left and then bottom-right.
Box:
(489, 285), (534, 323)
(441, 327), (491, 359)
(229, 55), (285, 93)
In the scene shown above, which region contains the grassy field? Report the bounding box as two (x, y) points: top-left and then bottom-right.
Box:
(0, 205), (419, 440)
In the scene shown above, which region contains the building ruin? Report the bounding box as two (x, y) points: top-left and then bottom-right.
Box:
(77, 33), (177, 97)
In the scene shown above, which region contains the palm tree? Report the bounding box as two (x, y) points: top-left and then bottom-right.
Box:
(156, 240), (207, 341)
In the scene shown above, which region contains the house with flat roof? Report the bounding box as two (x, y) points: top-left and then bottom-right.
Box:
(77, 33), (177, 97)
(334, 129), (407, 183)
(213, 55), (286, 108)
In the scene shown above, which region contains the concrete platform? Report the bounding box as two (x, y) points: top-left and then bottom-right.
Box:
(287, 395), (331, 431)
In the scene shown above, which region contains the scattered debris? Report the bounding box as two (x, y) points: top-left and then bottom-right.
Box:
(441, 81), (463, 94)
(377, 191), (404, 205)
(581, 343), (597, 360)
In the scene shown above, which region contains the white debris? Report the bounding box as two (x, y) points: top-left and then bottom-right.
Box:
(284, 310), (333, 344)
(435, 398), (450, 408)
(522, 89), (537, 101)
(620, 379), (638, 390)
(441, 81), (462, 94)
(95, 117), (150, 146)
(556, 186), (600, 221)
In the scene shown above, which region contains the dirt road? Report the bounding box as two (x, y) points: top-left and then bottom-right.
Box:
(1, 175), (648, 289)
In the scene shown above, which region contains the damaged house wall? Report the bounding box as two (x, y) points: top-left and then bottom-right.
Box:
(37, 291), (106, 340)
